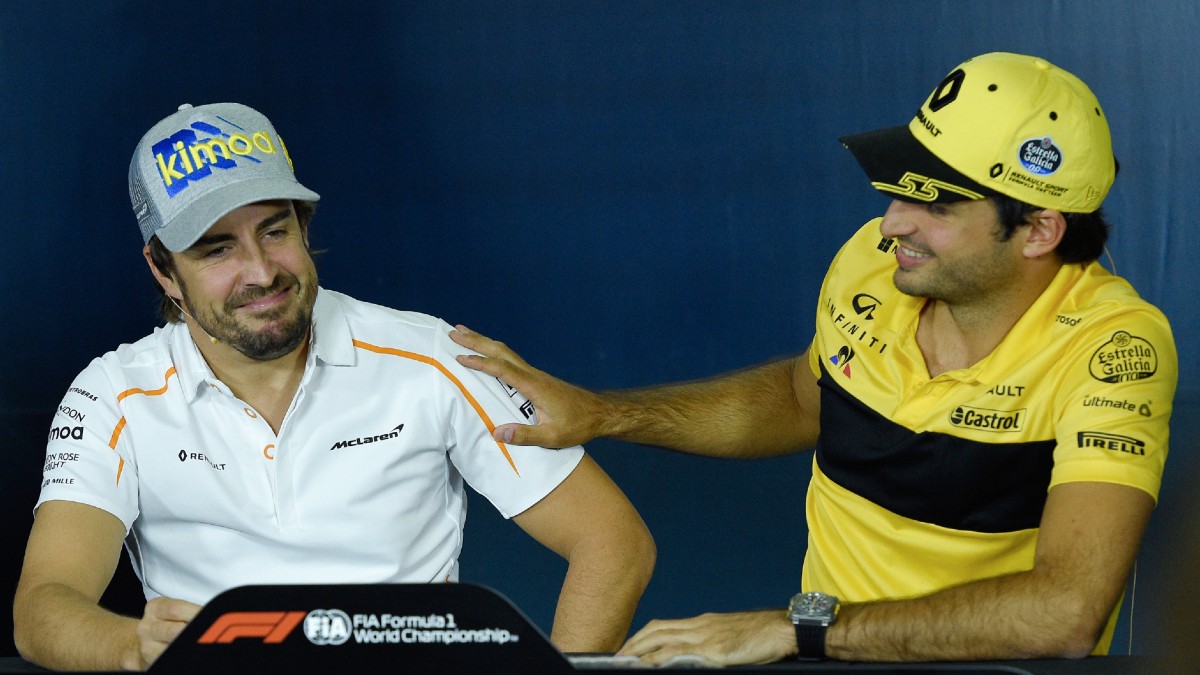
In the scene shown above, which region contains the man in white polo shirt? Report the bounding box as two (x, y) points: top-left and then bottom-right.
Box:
(13, 103), (655, 672)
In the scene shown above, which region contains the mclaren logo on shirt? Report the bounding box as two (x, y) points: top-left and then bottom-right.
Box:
(949, 405), (1025, 432)
(330, 424), (405, 451)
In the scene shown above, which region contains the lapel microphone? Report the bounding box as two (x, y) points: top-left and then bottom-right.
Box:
(169, 295), (221, 345)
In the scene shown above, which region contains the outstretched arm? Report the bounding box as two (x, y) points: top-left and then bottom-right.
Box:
(13, 501), (202, 671)
(450, 326), (821, 458)
(512, 454), (656, 652)
(618, 481), (1152, 664)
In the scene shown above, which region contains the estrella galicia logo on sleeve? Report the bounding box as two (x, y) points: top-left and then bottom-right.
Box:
(1077, 431), (1146, 456)
(151, 118), (282, 197)
(1018, 137), (1062, 176)
(1088, 331), (1157, 383)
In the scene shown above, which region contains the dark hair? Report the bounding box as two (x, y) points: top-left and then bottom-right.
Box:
(991, 194), (1109, 264)
(148, 200), (317, 323)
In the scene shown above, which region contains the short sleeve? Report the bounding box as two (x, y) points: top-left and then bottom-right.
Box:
(36, 359), (141, 530)
(1050, 309), (1177, 501)
(433, 322), (584, 518)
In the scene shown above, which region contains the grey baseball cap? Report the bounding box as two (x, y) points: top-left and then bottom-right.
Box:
(128, 103), (320, 252)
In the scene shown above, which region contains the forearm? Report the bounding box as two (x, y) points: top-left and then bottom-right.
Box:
(548, 525), (656, 652)
(828, 569), (1107, 661)
(14, 582), (141, 671)
(600, 357), (817, 458)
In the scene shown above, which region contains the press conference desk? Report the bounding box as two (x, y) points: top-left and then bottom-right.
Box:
(0, 584), (1170, 674)
(0, 655), (1168, 674)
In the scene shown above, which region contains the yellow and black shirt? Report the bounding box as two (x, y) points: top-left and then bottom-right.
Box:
(804, 219), (1176, 653)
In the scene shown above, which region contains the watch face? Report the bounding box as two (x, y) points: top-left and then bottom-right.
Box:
(791, 592), (838, 620)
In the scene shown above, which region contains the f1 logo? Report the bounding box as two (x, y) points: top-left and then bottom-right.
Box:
(197, 611), (307, 644)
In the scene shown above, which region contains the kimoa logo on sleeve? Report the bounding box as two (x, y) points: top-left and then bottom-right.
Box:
(151, 118), (289, 197)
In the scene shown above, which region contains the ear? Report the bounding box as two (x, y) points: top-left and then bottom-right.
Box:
(1021, 209), (1066, 259)
(143, 244), (182, 299)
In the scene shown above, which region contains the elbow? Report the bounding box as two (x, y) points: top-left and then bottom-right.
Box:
(632, 525), (657, 591)
(618, 518), (657, 596)
(1050, 633), (1100, 660)
(1054, 621), (1104, 660)
(1038, 598), (1108, 659)
(12, 597), (42, 667)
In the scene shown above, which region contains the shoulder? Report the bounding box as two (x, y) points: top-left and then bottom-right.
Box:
(317, 289), (456, 359)
(1054, 264), (1176, 367)
(77, 325), (178, 395)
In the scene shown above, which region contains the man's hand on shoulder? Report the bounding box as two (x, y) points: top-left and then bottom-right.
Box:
(450, 325), (609, 448)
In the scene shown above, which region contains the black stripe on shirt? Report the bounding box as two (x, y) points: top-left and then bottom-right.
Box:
(815, 364), (1054, 533)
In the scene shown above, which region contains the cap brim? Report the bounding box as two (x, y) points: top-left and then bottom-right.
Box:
(156, 177), (320, 252)
(839, 126), (999, 204)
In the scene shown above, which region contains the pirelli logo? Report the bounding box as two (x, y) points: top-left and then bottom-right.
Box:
(197, 611), (307, 644)
(948, 405), (1024, 432)
(1077, 431), (1146, 456)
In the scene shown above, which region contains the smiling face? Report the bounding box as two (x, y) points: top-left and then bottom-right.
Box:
(152, 200), (319, 361)
(878, 198), (1028, 306)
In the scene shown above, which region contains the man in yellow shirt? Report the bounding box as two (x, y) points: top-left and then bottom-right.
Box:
(451, 52), (1176, 664)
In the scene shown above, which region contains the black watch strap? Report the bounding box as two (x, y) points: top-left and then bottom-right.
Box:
(794, 622), (826, 660)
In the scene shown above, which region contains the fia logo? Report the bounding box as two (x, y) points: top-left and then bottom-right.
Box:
(303, 609), (352, 646)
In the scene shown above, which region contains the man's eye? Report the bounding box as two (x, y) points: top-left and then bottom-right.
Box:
(926, 204), (949, 216)
(204, 246), (230, 259)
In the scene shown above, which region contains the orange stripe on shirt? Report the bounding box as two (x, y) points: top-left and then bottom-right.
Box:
(352, 340), (520, 476)
(108, 367), (178, 485)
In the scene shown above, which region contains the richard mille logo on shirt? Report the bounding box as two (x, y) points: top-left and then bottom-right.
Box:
(330, 424), (406, 451)
(178, 450), (227, 471)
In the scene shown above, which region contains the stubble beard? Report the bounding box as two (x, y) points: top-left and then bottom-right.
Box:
(180, 272), (318, 361)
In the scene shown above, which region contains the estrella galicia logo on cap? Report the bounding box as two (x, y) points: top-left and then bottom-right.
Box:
(150, 119), (280, 197)
(1018, 137), (1062, 176)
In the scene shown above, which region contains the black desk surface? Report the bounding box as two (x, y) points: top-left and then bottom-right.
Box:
(0, 655), (1171, 673)
(0, 583), (1172, 674)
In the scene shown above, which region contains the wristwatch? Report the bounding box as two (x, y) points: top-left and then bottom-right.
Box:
(788, 591), (839, 660)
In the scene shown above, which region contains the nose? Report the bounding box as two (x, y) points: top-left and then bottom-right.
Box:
(238, 240), (278, 287)
(879, 200), (918, 238)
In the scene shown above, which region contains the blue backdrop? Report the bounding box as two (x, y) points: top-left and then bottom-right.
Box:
(2, 0), (1197, 657)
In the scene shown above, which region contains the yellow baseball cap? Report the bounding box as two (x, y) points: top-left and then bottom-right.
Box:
(840, 52), (1116, 213)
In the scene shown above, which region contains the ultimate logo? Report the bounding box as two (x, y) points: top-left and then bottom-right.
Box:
(1088, 331), (1157, 383)
(151, 117), (293, 197)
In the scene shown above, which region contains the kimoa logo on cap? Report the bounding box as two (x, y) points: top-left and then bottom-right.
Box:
(151, 118), (284, 197)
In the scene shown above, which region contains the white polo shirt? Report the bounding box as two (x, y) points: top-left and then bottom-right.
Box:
(36, 288), (584, 605)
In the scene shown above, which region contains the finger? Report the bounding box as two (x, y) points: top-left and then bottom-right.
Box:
(450, 326), (529, 366)
(141, 638), (170, 667)
(137, 616), (188, 648)
(493, 422), (559, 448)
(619, 620), (697, 657)
(455, 353), (512, 379)
(147, 597), (202, 622)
